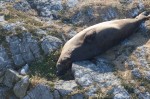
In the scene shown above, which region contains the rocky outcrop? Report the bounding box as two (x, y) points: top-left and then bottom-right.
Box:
(24, 84), (53, 99)
(54, 80), (78, 96)
(13, 0), (31, 12)
(41, 35), (62, 55)
(3, 69), (22, 88)
(30, 0), (63, 18)
(72, 58), (130, 98)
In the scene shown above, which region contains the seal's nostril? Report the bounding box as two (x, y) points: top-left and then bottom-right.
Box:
(56, 70), (64, 76)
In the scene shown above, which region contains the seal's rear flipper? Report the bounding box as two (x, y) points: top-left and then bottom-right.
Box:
(136, 11), (150, 20)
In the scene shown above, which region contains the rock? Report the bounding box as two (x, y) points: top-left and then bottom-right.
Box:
(119, 0), (132, 4)
(13, 0), (31, 12)
(71, 11), (83, 25)
(2, 23), (16, 31)
(21, 32), (41, 60)
(13, 76), (30, 98)
(54, 80), (78, 96)
(72, 58), (123, 97)
(20, 64), (29, 75)
(131, 68), (142, 78)
(6, 33), (41, 67)
(0, 1), (5, 9)
(112, 86), (131, 99)
(71, 7), (94, 25)
(67, 0), (78, 7)
(101, 7), (118, 21)
(0, 86), (10, 99)
(9, 94), (19, 99)
(0, 15), (5, 22)
(129, 8), (140, 17)
(132, 46), (149, 69)
(138, 92), (150, 99)
(35, 29), (47, 36)
(67, 30), (77, 39)
(6, 36), (25, 66)
(23, 84), (53, 99)
(3, 69), (22, 88)
(41, 35), (62, 55)
(0, 76), (4, 83)
(31, 0), (63, 18)
(53, 90), (60, 99)
(71, 93), (84, 99)
(144, 71), (150, 81)
(12, 54), (25, 66)
(0, 45), (12, 72)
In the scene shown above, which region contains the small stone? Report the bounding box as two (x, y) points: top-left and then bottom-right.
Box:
(0, 15), (5, 22)
(20, 64), (29, 75)
(13, 76), (30, 98)
(35, 29), (47, 36)
(3, 69), (22, 88)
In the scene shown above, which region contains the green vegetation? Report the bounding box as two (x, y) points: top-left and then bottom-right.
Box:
(29, 50), (60, 81)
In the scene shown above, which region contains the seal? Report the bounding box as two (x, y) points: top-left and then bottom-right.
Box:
(56, 11), (150, 76)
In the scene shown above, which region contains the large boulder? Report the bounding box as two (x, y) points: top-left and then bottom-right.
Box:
(0, 86), (10, 99)
(72, 58), (130, 98)
(23, 84), (53, 99)
(0, 45), (12, 77)
(6, 32), (41, 68)
(54, 80), (78, 96)
(13, 76), (30, 98)
(3, 69), (22, 88)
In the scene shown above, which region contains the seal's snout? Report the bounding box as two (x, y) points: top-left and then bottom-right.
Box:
(56, 57), (72, 76)
(56, 63), (65, 76)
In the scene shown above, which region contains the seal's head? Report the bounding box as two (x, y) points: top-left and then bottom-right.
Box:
(56, 56), (72, 76)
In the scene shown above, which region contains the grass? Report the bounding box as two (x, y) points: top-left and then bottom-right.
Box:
(29, 50), (61, 81)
